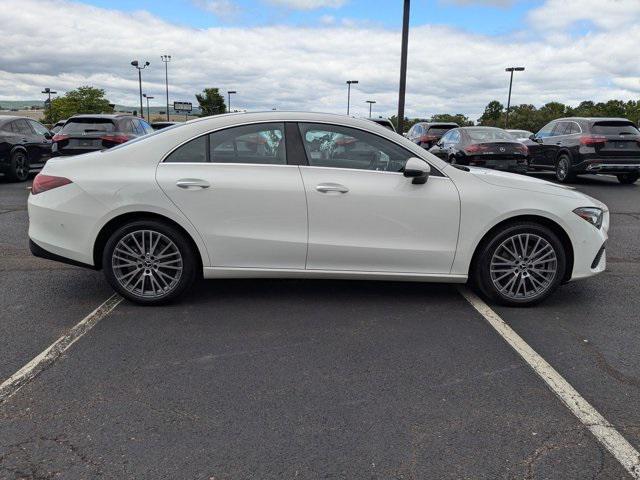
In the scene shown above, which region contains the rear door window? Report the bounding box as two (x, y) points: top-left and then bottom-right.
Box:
(591, 121), (639, 136)
(14, 119), (33, 135)
(165, 135), (207, 163)
(551, 122), (569, 136)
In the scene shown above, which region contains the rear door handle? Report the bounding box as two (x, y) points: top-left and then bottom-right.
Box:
(316, 183), (349, 194)
(176, 178), (210, 189)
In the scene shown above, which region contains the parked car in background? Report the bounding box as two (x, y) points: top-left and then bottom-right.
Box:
(29, 112), (608, 307)
(528, 117), (640, 184)
(50, 119), (67, 134)
(429, 126), (528, 173)
(368, 117), (396, 132)
(407, 122), (459, 149)
(507, 129), (534, 142)
(52, 114), (154, 157)
(151, 121), (179, 130)
(0, 116), (52, 181)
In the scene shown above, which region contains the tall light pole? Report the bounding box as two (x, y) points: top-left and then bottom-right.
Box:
(365, 100), (376, 118)
(131, 60), (150, 119)
(161, 55), (171, 121)
(346, 80), (358, 115)
(504, 66), (525, 129)
(227, 90), (237, 113)
(397, 0), (410, 134)
(143, 94), (154, 122)
(41, 87), (57, 117)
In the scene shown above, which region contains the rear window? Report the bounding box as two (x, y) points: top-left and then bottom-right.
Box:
(61, 118), (116, 134)
(427, 125), (458, 136)
(466, 128), (513, 141)
(591, 121), (639, 136)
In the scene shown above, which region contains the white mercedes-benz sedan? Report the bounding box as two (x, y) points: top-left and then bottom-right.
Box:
(28, 112), (608, 306)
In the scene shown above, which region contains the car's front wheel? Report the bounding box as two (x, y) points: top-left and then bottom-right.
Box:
(473, 222), (566, 306)
(555, 154), (576, 183)
(616, 172), (639, 184)
(102, 220), (197, 305)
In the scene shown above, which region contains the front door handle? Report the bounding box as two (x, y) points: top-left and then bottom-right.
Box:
(316, 183), (349, 194)
(176, 178), (210, 189)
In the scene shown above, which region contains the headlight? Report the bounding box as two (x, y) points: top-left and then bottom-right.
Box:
(573, 207), (603, 229)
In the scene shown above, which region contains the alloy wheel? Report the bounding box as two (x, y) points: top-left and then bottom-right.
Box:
(556, 157), (569, 181)
(111, 229), (183, 299)
(14, 152), (28, 180)
(489, 233), (558, 300)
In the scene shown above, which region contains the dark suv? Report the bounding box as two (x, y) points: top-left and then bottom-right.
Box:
(52, 114), (154, 156)
(0, 116), (52, 182)
(528, 117), (640, 184)
(406, 122), (459, 149)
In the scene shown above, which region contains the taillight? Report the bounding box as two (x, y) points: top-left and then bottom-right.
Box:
(464, 144), (490, 154)
(515, 143), (529, 154)
(31, 174), (72, 195)
(52, 134), (69, 142)
(419, 135), (438, 143)
(580, 135), (607, 146)
(101, 134), (129, 144)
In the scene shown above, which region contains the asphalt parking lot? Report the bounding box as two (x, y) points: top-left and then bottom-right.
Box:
(1, 173), (639, 479)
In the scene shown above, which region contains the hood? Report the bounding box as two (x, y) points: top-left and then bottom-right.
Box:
(469, 167), (584, 199)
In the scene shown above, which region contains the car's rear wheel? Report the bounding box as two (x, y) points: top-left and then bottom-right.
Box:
(102, 220), (197, 305)
(6, 150), (29, 182)
(616, 172), (639, 184)
(555, 154), (575, 183)
(473, 222), (566, 306)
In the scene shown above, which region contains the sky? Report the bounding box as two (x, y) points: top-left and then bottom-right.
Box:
(0, 0), (639, 121)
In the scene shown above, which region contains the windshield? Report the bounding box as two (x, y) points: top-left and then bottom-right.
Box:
(591, 121), (639, 136)
(61, 118), (115, 134)
(104, 121), (186, 152)
(466, 128), (514, 142)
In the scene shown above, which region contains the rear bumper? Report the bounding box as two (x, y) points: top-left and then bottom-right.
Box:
(29, 239), (96, 269)
(576, 158), (640, 174)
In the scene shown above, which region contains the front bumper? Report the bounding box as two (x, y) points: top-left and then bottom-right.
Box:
(565, 209), (609, 281)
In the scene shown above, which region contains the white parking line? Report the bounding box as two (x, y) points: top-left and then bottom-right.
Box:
(458, 287), (640, 479)
(0, 294), (122, 404)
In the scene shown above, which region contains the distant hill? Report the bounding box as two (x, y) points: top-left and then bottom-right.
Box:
(0, 99), (202, 115)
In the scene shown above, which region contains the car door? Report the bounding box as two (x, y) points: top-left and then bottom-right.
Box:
(294, 122), (460, 274)
(543, 121), (569, 165)
(27, 120), (52, 165)
(529, 121), (556, 166)
(156, 122), (308, 269)
(13, 119), (40, 164)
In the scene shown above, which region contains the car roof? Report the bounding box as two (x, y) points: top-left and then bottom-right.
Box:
(556, 117), (634, 123)
(416, 122), (459, 127)
(0, 115), (37, 124)
(68, 114), (134, 120)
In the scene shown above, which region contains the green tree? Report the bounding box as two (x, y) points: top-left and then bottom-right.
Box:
(477, 100), (504, 127)
(430, 113), (473, 126)
(44, 86), (113, 124)
(195, 88), (227, 117)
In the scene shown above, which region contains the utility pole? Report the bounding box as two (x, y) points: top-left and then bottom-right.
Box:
(346, 80), (359, 115)
(143, 94), (154, 122)
(397, 0), (410, 134)
(131, 60), (150, 119)
(41, 88), (57, 117)
(504, 66), (525, 129)
(366, 100), (376, 118)
(227, 90), (237, 113)
(161, 55), (171, 121)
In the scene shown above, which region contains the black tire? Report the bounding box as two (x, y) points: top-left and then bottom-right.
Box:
(616, 172), (639, 184)
(555, 154), (576, 183)
(6, 149), (29, 182)
(102, 220), (197, 305)
(472, 222), (566, 307)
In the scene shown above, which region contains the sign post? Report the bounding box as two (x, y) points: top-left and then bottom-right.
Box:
(173, 101), (193, 121)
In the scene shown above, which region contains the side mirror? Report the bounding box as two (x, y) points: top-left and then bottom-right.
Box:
(404, 157), (431, 184)
(529, 134), (541, 143)
(44, 131), (52, 140)
(402, 132), (408, 137)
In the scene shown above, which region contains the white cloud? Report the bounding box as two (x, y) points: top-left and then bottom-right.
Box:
(440, 0), (515, 6)
(265, 0), (348, 10)
(0, 0), (639, 121)
(192, 0), (242, 19)
(527, 0), (640, 31)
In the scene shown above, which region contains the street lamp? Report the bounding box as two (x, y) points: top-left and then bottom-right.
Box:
(227, 90), (237, 113)
(365, 100), (376, 118)
(346, 80), (359, 115)
(41, 87), (57, 115)
(397, 0), (410, 133)
(131, 60), (150, 119)
(143, 94), (154, 122)
(504, 66), (525, 129)
(161, 55), (171, 121)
